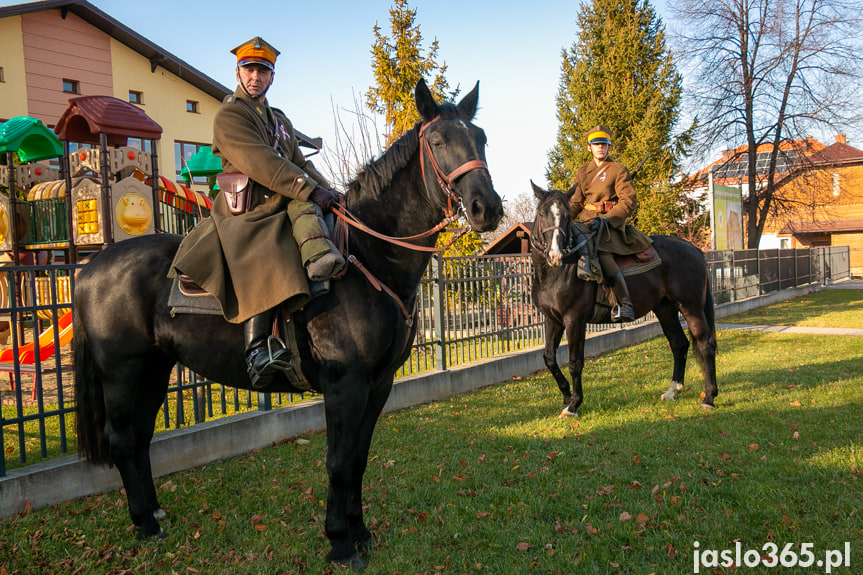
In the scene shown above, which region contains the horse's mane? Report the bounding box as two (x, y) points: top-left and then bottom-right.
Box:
(347, 125), (420, 200)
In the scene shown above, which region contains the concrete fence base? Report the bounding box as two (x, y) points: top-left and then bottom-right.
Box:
(0, 283), (820, 518)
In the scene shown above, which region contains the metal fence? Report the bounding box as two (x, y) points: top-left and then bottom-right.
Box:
(0, 245), (850, 475)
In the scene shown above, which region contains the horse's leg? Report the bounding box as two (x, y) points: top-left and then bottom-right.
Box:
(102, 359), (171, 539)
(542, 317), (571, 407)
(559, 316), (587, 418)
(679, 300), (718, 409)
(322, 374), (376, 570)
(345, 381), (394, 555)
(134, 361), (175, 525)
(654, 299), (689, 401)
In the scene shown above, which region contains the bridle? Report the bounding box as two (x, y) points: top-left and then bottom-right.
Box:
(332, 114), (490, 254)
(329, 113), (490, 329)
(530, 202), (591, 262)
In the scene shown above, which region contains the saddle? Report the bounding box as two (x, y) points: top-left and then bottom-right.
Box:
(166, 212), (344, 392)
(570, 222), (662, 324)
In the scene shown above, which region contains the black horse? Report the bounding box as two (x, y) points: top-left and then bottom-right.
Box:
(73, 79), (502, 570)
(529, 182), (717, 416)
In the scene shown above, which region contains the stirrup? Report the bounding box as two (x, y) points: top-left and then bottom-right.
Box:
(611, 303), (635, 323)
(247, 336), (293, 389)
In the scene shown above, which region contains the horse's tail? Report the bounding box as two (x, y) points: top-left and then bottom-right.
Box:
(691, 288), (717, 368)
(73, 307), (112, 466)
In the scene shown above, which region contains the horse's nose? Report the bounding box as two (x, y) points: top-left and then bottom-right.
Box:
(468, 195), (503, 232)
(548, 247), (562, 267)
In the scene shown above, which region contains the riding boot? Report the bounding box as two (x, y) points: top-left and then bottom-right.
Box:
(244, 309), (292, 389)
(287, 200), (345, 281)
(608, 271), (635, 323)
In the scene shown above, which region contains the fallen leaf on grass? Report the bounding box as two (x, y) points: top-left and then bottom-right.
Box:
(619, 511), (632, 522)
(516, 542), (532, 551)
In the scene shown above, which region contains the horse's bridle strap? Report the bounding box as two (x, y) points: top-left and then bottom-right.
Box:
(418, 115), (489, 218)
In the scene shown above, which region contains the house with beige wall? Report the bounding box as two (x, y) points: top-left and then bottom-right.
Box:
(693, 135), (863, 275)
(0, 0), (228, 193)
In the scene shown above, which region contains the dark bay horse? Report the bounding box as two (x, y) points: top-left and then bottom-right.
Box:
(73, 79), (502, 570)
(529, 182), (717, 417)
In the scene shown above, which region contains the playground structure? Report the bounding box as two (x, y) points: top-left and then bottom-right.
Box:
(0, 96), (216, 394)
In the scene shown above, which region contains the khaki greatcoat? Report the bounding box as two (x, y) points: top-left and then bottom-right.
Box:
(568, 159), (652, 256)
(169, 87), (331, 323)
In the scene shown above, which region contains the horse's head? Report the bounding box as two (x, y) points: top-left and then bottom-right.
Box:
(415, 79), (503, 233)
(530, 181), (574, 267)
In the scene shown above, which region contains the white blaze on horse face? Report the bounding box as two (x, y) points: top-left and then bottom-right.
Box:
(547, 203), (564, 266)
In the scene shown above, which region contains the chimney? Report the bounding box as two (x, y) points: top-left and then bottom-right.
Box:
(721, 149), (734, 161)
(835, 134), (847, 145)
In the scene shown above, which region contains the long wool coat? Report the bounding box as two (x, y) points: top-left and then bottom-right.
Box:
(568, 159), (652, 256)
(169, 87), (332, 323)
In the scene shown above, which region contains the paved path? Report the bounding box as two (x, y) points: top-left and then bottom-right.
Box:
(718, 277), (863, 336)
(716, 324), (863, 336)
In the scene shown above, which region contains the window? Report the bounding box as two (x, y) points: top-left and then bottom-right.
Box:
(174, 140), (208, 183)
(62, 79), (80, 94)
(0, 67), (5, 83)
(186, 100), (199, 113)
(127, 138), (153, 154)
(129, 90), (143, 105)
(832, 173), (840, 196)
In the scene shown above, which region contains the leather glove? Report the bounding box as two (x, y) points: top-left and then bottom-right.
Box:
(588, 217), (605, 232)
(309, 185), (339, 212)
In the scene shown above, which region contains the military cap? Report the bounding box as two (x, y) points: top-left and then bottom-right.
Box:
(231, 36), (280, 71)
(586, 125), (613, 145)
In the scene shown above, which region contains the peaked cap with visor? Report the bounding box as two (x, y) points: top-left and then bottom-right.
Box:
(232, 36), (280, 71)
(586, 125), (613, 145)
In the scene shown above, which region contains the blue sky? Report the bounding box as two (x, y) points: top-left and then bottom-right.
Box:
(4, 0), (669, 203)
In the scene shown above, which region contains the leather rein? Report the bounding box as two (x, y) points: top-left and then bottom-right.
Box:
(330, 114), (490, 327)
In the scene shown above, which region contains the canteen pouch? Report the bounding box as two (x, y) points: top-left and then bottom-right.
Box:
(216, 172), (251, 215)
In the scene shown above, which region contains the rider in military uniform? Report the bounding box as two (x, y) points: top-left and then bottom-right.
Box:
(568, 125), (652, 322)
(169, 37), (344, 388)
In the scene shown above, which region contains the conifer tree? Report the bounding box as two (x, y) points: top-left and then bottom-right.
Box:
(546, 0), (695, 235)
(367, 0), (457, 145)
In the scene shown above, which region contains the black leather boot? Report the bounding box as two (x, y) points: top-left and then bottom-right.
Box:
(244, 310), (292, 389)
(609, 271), (635, 323)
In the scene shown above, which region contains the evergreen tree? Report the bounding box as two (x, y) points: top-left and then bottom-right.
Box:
(546, 0), (695, 235)
(367, 0), (458, 146)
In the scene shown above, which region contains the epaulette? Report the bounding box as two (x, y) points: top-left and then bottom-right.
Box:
(224, 95), (235, 104)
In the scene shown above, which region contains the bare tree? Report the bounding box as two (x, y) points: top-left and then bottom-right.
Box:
(669, 0), (863, 247)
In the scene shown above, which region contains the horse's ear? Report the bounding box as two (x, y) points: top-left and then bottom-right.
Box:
(457, 81), (479, 119)
(415, 78), (439, 122)
(530, 180), (547, 201)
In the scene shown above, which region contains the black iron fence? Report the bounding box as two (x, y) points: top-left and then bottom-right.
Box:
(11, 192), (208, 248)
(0, 245), (850, 476)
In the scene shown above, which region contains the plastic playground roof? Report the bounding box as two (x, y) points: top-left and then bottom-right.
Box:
(54, 95), (163, 146)
(0, 116), (64, 162)
(180, 146), (222, 181)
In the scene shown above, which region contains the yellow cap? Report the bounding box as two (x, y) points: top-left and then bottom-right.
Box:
(231, 37), (279, 71)
(586, 125), (612, 145)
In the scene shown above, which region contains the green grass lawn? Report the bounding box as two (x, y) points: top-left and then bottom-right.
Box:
(2, 321), (861, 574)
(720, 288), (863, 328)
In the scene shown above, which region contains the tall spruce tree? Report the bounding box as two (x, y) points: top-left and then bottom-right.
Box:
(367, 0), (457, 146)
(546, 0), (694, 235)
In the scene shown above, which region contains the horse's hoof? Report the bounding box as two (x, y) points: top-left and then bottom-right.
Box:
(660, 392), (675, 401)
(331, 553), (366, 571)
(558, 408), (578, 418)
(153, 508), (168, 523)
(699, 403), (716, 411)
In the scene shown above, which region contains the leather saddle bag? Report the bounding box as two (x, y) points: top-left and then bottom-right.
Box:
(216, 172), (251, 215)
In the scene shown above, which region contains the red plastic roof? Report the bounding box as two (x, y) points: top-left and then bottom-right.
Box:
(54, 95), (162, 145)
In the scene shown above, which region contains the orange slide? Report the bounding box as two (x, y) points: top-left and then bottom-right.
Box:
(0, 310), (73, 364)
